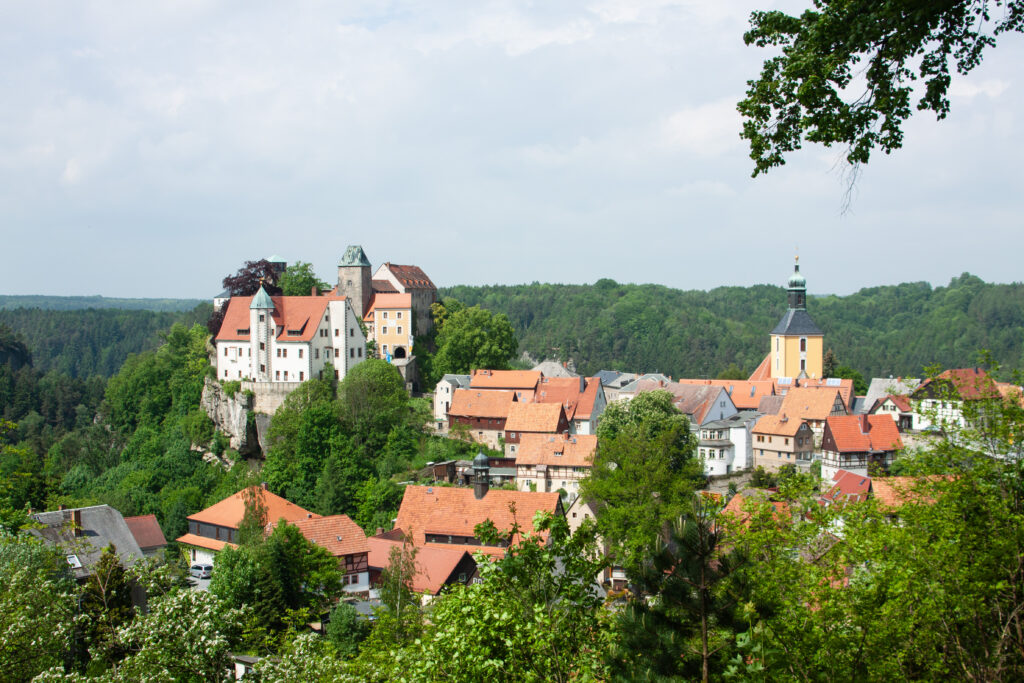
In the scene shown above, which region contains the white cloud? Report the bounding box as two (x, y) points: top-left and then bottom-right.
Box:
(660, 99), (743, 157)
(950, 78), (1010, 99)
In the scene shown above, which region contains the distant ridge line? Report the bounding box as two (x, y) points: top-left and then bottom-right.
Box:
(0, 295), (204, 312)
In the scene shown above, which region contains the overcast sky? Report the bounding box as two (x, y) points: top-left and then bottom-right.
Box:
(2, 1), (1022, 299)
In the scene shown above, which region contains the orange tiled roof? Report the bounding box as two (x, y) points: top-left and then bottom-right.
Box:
(722, 490), (790, 526)
(825, 414), (902, 453)
(382, 263), (437, 291)
(366, 293), (412, 315)
(997, 383), (1024, 407)
(187, 486), (319, 530)
(786, 378), (854, 408)
(215, 294), (347, 343)
(505, 402), (566, 433)
(289, 514), (368, 558)
(367, 537), (473, 594)
(748, 354), (772, 381)
(393, 486), (562, 551)
(779, 387), (843, 421)
(124, 514), (167, 550)
(516, 433), (597, 467)
(470, 369), (542, 390)
(533, 377), (604, 420)
(175, 533), (235, 552)
(915, 368), (1000, 401)
(871, 476), (949, 512)
(752, 413), (805, 437)
(448, 389), (516, 419)
(676, 379), (775, 410)
(821, 470), (872, 504)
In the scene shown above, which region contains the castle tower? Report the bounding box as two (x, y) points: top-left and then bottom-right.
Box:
(250, 284), (275, 382)
(337, 245), (372, 319)
(770, 257), (823, 379)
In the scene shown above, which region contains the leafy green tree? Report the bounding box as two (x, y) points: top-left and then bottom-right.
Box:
(610, 496), (747, 683)
(80, 547), (135, 670)
(717, 363), (747, 380)
(431, 305), (517, 381)
(326, 602), (369, 658)
(738, 0), (1024, 176)
(583, 390), (703, 569)
(822, 348), (838, 378)
(338, 359), (410, 454)
(834, 364), (868, 394)
(279, 261), (329, 297)
(0, 531), (77, 682)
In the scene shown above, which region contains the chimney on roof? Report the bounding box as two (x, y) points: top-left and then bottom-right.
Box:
(579, 376), (585, 393)
(72, 509), (83, 537)
(261, 482), (268, 490)
(375, 527), (384, 536)
(307, 513), (313, 518)
(311, 285), (318, 296)
(860, 414), (871, 433)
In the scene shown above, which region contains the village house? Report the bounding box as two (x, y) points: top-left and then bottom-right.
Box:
(595, 370), (641, 403)
(515, 433), (598, 497)
(363, 292), (414, 361)
(626, 379), (738, 427)
(433, 373), (471, 427)
(446, 388), (517, 450)
(333, 246), (437, 336)
(214, 286), (366, 383)
(367, 536), (478, 600)
(910, 367), (1001, 432)
(390, 455), (563, 559)
(677, 378), (777, 411)
(503, 402), (570, 456)
(30, 505), (146, 582)
(175, 485), (318, 565)
(868, 394), (914, 431)
(820, 414), (904, 482)
(862, 377), (921, 413)
(124, 514), (168, 558)
(289, 514), (370, 593)
(469, 368), (542, 401)
(752, 414), (815, 472)
(532, 376), (608, 435)
(777, 386), (848, 443)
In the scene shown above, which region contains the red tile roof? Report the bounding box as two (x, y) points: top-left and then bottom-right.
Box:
(752, 413), (805, 437)
(748, 354), (772, 381)
(533, 377), (603, 420)
(469, 369), (541, 390)
(516, 433), (597, 467)
(371, 279), (398, 294)
(824, 414), (902, 453)
(367, 537), (473, 595)
(779, 387), (844, 421)
(175, 533), (235, 552)
(871, 476), (949, 512)
(722, 489), (790, 527)
(186, 486), (318, 530)
(393, 486), (562, 555)
(215, 294), (346, 343)
(784, 378), (855, 408)
(382, 263), (437, 291)
(505, 402), (566, 433)
(289, 514), (368, 558)
(915, 368), (1000, 400)
(676, 379), (775, 410)
(124, 514), (167, 550)
(366, 293), (412, 313)
(448, 389), (516, 419)
(821, 470), (872, 504)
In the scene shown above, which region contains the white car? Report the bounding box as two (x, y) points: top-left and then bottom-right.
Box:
(189, 563), (213, 579)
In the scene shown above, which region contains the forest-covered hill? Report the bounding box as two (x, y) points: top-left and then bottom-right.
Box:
(442, 273), (1024, 379)
(0, 305), (212, 377)
(0, 295), (203, 311)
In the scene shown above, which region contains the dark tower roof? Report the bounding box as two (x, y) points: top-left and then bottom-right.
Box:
(338, 245), (371, 268)
(772, 258), (822, 336)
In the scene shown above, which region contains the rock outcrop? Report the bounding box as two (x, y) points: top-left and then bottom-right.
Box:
(200, 377), (261, 456)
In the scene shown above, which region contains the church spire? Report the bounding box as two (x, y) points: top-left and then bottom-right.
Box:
(786, 255), (807, 310)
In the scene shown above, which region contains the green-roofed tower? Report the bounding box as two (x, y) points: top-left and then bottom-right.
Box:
(337, 245), (372, 318)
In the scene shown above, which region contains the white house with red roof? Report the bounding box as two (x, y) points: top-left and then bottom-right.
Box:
(214, 285), (366, 384)
(289, 514), (370, 593)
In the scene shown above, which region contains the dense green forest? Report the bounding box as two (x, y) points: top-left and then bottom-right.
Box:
(0, 295), (203, 311)
(0, 305), (211, 377)
(443, 273), (1024, 379)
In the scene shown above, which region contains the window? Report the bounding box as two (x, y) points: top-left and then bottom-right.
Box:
(350, 328), (354, 337)
(397, 312), (403, 319)
(335, 329), (339, 337)
(397, 326), (403, 335)
(800, 338), (807, 352)
(224, 370), (228, 377)
(299, 371), (304, 381)
(275, 370), (280, 380)
(383, 345), (389, 353)
(800, 359), (806, 370)
(382, 326), (388, 335)
(784, 438), (789, 445)
(276, 349), (281, 357)
(298, 349), (303, 358)
(383, 312), (388, 319)
(350, 348), (355, 358)
(358, 348), (362, 357)
(284, 371), (288, 380)
(335, 349), (339, 358)
(259, 342), (265, 350)
(260, 364), (265, 373)
(224, 347), (228, 356)
(335, 370), (339, 379)
(283, 349), (287, 358)
(259, 314), (265, 322)
(315, 349), (319, 359)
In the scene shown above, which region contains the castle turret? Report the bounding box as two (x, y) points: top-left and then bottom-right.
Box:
(472, 451), (490, 500)
(770, 257), (823, 379)
(250, 284), (275, 382)
(337, 245), (372, 319)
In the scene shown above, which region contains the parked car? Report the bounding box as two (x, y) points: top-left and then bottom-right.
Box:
(190, 563), (213, 579)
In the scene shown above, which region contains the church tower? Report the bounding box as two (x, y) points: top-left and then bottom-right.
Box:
(337, 245), (372, 319)
(250, 284), (275, 382)
(770, 257), (823, 379)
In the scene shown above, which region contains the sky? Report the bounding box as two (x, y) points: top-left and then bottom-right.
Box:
(2, 1), (1022, 299)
